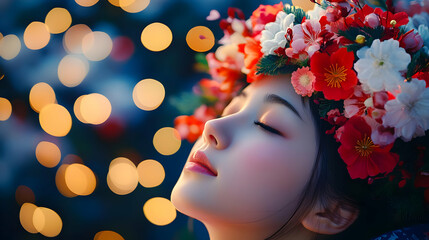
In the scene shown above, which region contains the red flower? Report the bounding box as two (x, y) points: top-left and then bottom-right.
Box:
(250, 3), (284, 36)
(239, 38), (264, 83)
(251, 2), (284, 26)
(175, 115), (205, 143)
(399, 29), (424, 53)
(310, 48), (357, 100)
(338, 116), (399, 179)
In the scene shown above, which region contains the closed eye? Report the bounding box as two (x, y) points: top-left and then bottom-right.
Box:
(254, 121), (282, 136)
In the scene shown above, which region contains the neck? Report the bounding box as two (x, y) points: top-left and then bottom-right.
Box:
(204, 221), (317, 240)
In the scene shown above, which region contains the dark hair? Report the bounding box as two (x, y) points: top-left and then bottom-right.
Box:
(266, 96), (429, 240)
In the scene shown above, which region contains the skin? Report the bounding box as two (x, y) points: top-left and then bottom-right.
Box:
(171, 75), (320, 240)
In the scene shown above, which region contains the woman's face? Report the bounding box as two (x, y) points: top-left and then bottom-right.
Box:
(171, 75), (319, 228)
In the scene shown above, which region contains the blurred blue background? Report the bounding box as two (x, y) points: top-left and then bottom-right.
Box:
(0, 0), (287, 239)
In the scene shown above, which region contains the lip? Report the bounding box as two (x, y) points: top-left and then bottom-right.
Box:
(184, 151), (218, 177)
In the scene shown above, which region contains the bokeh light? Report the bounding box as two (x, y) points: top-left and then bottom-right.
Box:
(186, 26), (215, 52)
(291, 0), (316, 12)
(120, 0), (150, 13)
(153, 127), (181, 155)
(108, 0), (120, 7)
(141, 23), (172, 52)
(23, 21), (50, 50)
(58, 55), (89, 87)
(94, 230), (125, 240)
(0, 97), (12, 121)
(75, 0), (99, 7)
(19, 203), (38, 234)
(35, 141), (61, 168)
(143, 197), (176, 226)
(0, 34), (21, 60)
(45, 8), (72, 34)
(82, 31), (113, 61)
(107, 157), (138, 195)
(29, 82), (56, 113)
(80, 93), (112, 125)
(39, 104), (72, 137)
(32, 207), (62, 237)
(65, 163), (97, 196)
(132, 79), (165, 111)
(55, 164), (78, 198)
(63, 24), (92, 54)
(137, 159), (165, 188)
(73, 95), (88, 124)
(15, 186), (36, 206)
(63, 154), (84, 164)
(111, 36), (134, 61)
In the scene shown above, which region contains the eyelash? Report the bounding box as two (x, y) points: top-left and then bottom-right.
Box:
(254, 121), (282, 136)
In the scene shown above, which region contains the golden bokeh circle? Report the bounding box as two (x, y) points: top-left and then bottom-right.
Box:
(0, 97), (12, 121)
(137, 159), (165, 188)
(64, 163), (97, 196)
(35, 141), (61, 168)
(120, 0), (150, 13)
(132, 79), (165, 111)
(23, 21), (50, 50)
(45, 8), (72, 34)
(0, 34), (21, 60)
(39, 104), (72, 137)
(80, 93), (112, 125)
(29, 82), (56, 113)
(63, 24), (92, 54)
(186, 26), (215, 52)
(291, 0), (316, 12)
(143, 197), (176, 226)
(141, 23), (172, 52)
(94, 230), (125, 240)
(82, 31), (113, 61)
(58, 55), (89, 87)
(56, 164), (78, 198)
(107, 157), (138, 195)
(19, 203), (38, 234)
(75, 0), (99, 7)
(153, 127), (181, 155)
(32, 207), (62, 237)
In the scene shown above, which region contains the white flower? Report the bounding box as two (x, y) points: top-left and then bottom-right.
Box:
(354, 39), (411, 92)
(382, 79), (429, 142)
(260, 11), (295, 55)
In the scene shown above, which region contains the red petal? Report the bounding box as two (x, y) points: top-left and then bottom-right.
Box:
(339, 145), (359, 165)
(347, 157), (369, 179)
(367, 158), (381, 177)
(371, 151), (399, 174)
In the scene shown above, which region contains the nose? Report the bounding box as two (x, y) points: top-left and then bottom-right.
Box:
(202, 117), (230, 150)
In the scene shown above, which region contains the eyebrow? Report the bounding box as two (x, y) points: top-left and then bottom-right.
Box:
(264, 94), (303, 120)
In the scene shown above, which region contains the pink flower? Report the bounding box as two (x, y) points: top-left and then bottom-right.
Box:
(287, 19), (323, 58)
(364, 13), (380, 28)
(399, 30), (424, 53)
(291, 67), (316, 97)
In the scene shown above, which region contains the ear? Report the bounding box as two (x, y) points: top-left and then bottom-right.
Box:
(301, 200), (359, 235)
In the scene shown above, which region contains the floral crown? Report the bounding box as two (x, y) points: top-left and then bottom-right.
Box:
(174, 1), (429, 198)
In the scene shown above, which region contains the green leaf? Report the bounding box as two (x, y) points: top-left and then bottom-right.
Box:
(284, 6), (309, 23)
(256, 55), (299, 76)
(317, 98), (344, 118)
(406, 49), (429, 80)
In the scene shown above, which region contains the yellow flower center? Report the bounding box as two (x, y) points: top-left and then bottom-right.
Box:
(354, 135), (378, 157)
(324, 64), (347, 88)
(299, 75), (311, 86)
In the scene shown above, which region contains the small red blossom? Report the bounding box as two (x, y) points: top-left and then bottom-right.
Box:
(291, 67), (316, 97)
(338, 116), (399, 179)
(175, 115), (205, 143)
(206, 53), (243, 93)
(399, 29), (424, 53)
(250, 3), (284, 36)
(310, 48), (357, 100)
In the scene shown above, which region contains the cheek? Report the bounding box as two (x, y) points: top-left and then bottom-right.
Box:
(219, 137), (317, 215)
